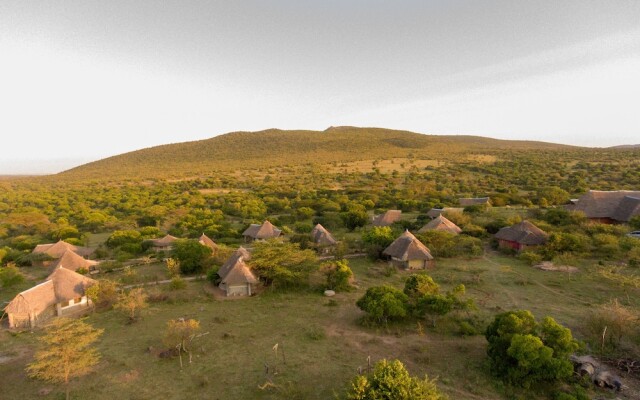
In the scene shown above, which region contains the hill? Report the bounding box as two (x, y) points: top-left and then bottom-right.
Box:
(59, 126), (576, 180)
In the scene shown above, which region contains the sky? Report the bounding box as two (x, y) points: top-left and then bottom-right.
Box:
(1, 1), (640, 174)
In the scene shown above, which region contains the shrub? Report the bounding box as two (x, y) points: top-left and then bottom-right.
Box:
(345, 359), (447, 400)
(356, 286), (409, 325)
(321, 259), (354, 292)
(0, 262), (25, 287)
(485, 310), (579, 388)
(169, 276), (187, 290)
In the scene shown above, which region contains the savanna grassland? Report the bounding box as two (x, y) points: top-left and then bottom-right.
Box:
(1, 128), (640, 399)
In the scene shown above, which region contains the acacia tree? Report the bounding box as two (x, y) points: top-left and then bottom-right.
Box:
(250, 240), (317, 288)
(114, 288), (148, 321)
(163, 318), (201, 369)
(26, 318), (103, 400)
(346, 359), (447, 400)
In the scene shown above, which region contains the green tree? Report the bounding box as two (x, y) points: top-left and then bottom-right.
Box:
(346, 359), (447, 400)
(250, 240), (317, 288)
(0, 262), (25, 287)
(356, 286), (408, 324)
(485, 310), (579, 388)
(321, 259), (354, 292)
(341, 206), (370, 231)
(362, 226), (395, 259)
(173, 239), (212, 275)
(26, 318), (103, 400)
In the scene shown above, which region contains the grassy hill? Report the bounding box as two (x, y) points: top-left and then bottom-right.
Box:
(59, 127), (576, 180)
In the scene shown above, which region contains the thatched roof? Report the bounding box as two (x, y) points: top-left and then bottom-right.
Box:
(372, 210), (402, 227)
(574, 190), (640, 222)
(51, 250), (99, 273)
(612, 196), (640, 222)
(198, 233), (218, 251)
(459, 197), (491, 207)
(426, 207), (463, 219)
(4, 267), (96, 315)
(150, 234), (179, 247)
(220, 257), (258, 286)
(383, 230), (433, 261)
(494, 220), (548, 245)
(218, 247), (251, 279)
(242, 220), (282, 239)
(32, 240), (93, 258)
(311, 224), (337, 246)
(418, 215), (462, 234)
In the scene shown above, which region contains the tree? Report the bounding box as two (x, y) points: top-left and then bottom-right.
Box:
(346, 359), (447, 400)
(341, 206), (370, 231)
(404, 275), (472, 325)
(321, 259), (354, 292)
(163, 318), (201, 369)
(173, 239), (212, 275)
(485, 310), (579, 388)
(165, 257), (181, 278)
(361, 226), (395, 259)
(85, 279), (118, 310)
(356, 286), (408, 325)
(26, 318), (103, 400)
(0, 262), (25, 287)
(114, 288), (148, 321)
(250, 240), (317, 288)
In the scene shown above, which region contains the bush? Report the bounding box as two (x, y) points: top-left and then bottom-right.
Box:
(518, 251), (542, 266)
(345, 359), (447, 400)
(0, 262), (25, 287)
(322, 259), (354, 292)
(356, 286), (409, 325)
(169, 276), (187, 290)
(485, 310), (579, 388)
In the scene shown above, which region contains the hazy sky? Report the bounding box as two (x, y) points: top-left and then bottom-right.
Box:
(1, 1), (640, 174)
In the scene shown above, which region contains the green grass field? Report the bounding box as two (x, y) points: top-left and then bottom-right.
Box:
(1, 254), (639, 399)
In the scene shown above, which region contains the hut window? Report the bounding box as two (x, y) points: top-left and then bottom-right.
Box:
(74, 297), (82, 304)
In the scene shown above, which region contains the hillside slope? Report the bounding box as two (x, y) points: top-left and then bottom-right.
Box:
(59, 126), (575, 180)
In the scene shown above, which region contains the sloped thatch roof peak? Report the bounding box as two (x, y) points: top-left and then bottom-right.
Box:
(220, 257), (258, 286)
(574, 190), (640, 221)
(198, 233), (218, 251)
(495, 220), (548, 245)
(419, 215), (462, 234)
(383, 230), (433, 261)
(373, 210), (402, 227)
(242, 220), (282, 239)
(218, 247), (252, 279)
(311, 224), (337, 246)
(150, 234), (179, 246)
(51, 250), (98, 272)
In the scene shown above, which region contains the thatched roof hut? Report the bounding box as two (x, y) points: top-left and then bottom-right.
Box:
(418, 215), (462, 234)
(149, 234), (178, 250)
(218, 247), (251, 279)
(311, 224), (337, 246)
(494, 220), (548, 251)
(51, 250), (99, 273)
(573, 190), (640, 223)
(383, 230), (434, 269)
(4, 267), (96, 328)
(459, 197), (491, 207)
(198, 233), (218, 252)
(218, 249), (257, 296)
(372, 210), (402, 227)
(242, 220), (282, 241)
